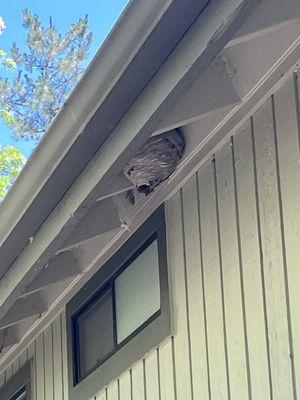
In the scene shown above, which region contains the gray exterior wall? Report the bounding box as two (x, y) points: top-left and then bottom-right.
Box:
(0, 69), (299, 399)
(0, 313), (69, 400)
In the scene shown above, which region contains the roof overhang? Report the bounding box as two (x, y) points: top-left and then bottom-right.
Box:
(0, 0), (300, 367)
(0, 0), (211, 279)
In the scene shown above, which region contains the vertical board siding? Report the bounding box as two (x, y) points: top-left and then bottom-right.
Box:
(215, 142), (250, 400)
(0, 73), (299, 400)
(198, 159), (229, 399)
(181, 175), (210, 399)
(144, 349), (160, 399)
(118, 371), (131, 400)
(0, 313), (69, 400)
(44, 326), (54, 400)
(131, 361), (145, 400)
(157, 339), (176, 400)
(107, 381), (119, 400)
(166, 191), (193, 400)
(253, 97), (295, 399)
(233, 121), (271, 399)
(273, 75), (300, 399)
(52, 316), (64, 400)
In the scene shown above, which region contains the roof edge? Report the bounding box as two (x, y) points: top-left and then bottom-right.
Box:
(0, 0), (172, 249)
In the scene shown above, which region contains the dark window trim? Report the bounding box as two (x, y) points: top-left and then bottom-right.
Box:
(0, 362), (32, 400)
(11, 386), (26, 400)
(66, 205), (170, 400)
(72, 233), (161, 383)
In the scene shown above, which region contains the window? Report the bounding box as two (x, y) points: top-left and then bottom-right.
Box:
(75, 286), (115, 380)
(114, 238), (160, 343)
(0, 362), (31, 400)
(73, 235), (161, 382)
(67, 206), (170, 400)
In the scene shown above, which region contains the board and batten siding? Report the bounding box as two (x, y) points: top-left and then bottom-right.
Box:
(0, 72), (300, 400)
(0, 312), (69, 400)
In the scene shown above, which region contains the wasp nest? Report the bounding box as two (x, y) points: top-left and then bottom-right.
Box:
(123, 129), (185, 197)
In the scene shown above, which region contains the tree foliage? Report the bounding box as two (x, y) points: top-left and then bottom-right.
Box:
(0, 145), (25, 200)
(0, 9), (92, 140)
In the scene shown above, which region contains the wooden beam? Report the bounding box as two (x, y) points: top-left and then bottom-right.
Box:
(227, 0), (300, 48)
(21, 251), (80, 296)
(223, 23), (300, 100)
(0, 293), (46, 330)
(59, 198), (121, 251)
(74, 228), (121, 268)
(97, 173), (134, 201)
(156, 58), (240, 133)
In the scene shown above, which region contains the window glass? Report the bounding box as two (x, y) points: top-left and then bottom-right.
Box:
(115, 239), (160, 343)
(76, 288), (114, 379)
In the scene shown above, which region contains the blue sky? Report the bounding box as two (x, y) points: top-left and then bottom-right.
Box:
(0, 0), (129, 157)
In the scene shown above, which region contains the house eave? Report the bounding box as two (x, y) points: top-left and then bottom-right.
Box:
(0, 0), (261, 319)
(0, 0), (213, 274)
(0, 0), (212, 280)
(1, 0), (300, 369)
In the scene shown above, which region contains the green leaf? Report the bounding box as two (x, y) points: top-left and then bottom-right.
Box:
(0, 110), (15, 126)
(0, 145), (26, 200)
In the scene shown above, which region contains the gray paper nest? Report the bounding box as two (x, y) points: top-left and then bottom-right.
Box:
(124, 129), (185, 196)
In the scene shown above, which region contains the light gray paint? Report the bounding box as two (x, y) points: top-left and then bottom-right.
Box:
(0, 0), (298, 368)
(115, 239), (161, 343)
(0, 294), (46, 330)
(66, 206), (170, 400)
(22, 252), (80, 296)
(0, 0), (210, 284)
(0, 65), (299, 399)
(59, 198), (121, 251)
(157, 57), (241, 133)
(0, 0), (261, 326)
(0, 362), (31, 400)
(0, 0), (175, 269)
(228, 0), (300, 47)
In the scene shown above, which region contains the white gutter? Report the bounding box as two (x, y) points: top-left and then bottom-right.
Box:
(0, 0), (173, 250)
